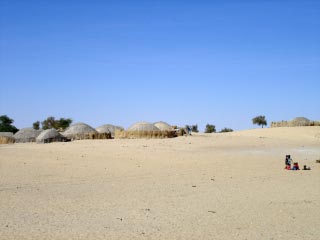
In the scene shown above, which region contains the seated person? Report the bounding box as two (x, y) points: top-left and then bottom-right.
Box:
(292, 162), (300, 170)
(303, 165), (311, 170)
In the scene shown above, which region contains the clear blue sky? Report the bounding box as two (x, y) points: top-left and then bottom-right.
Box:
(1, 0), (319, 131)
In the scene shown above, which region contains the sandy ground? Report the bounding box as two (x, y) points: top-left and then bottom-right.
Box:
(1, 127), (320, 240)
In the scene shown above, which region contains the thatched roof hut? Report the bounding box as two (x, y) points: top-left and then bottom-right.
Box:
(0, 132), (14, 137)
(96, 124), (124, 137)
(0, 132), (15, 144)
(291, 117), (310, 126)
(36, 129), (66, 143)
(14, 128), (42, 143)
(270, 116), (319, 127)
(127, 122), (161, 132)
(154, 121), (173, 131)
(62, 122), (98, 140)
(115, 121), (176, 139)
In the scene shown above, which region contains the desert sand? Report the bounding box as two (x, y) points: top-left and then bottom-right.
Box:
(1, 126), (320, 239)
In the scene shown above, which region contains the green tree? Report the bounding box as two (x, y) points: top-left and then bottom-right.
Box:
(33, 121), (40, 130)
(191, 124), (199, 133)
(220, 127), (233, 133)
(252, 115), (267, 128)
(41, 116), (72, 130)
(41, 116), (57, 130)
(0, 115), (19, 133)
(56, 118), (72, 130)
(205, 124), (216, 133)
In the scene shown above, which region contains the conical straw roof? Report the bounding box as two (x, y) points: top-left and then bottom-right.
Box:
(62, 122), (97, 138)
(154, 121), (173, 131)
(14, 128), (42, 143)
(127, 122), (160, 131)
(96, 124), (124, 135)
(36, 129), (65, 143)
(292, 117), (310, 124)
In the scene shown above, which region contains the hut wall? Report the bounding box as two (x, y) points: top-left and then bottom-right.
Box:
(67, 132), (112, 141)
(37, 136), (67, 144)
(0, 136), (15, 144)
(271, 120), (320, 128)
(115, 130), (176, 139)
(15, 137), (37, 143)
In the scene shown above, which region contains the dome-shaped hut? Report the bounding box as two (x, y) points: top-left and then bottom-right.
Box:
(127, 122), (161, 132)
(154, 121), (173, 131)
(14, 128), (42, 143)
(290, 117), (310, 126)
(62, 122), (98, 140)
(36, 129), (66, 143)
(96, 124), (124, 137)
(115, 121), (176, 139)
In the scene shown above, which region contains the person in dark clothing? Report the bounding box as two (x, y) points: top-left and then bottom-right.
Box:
(285, 155), (292, 170)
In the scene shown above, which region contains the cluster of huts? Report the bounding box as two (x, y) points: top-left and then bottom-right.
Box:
(0, 121), (180, 144)
(271, 117), (320, 128)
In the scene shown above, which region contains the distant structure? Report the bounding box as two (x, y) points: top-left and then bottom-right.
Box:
(153, 121), (174, 131)
(62, 122), (111, 140)
(36, 129), (66, 143)
(115, 121), (176, 139)
(271, 117), (320, 128)
(0, 132), (15, 144)
(14, 128), (42, 143)
(96, 124), (124, 138)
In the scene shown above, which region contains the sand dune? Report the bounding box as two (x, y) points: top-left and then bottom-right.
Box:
(1, 127), (319, 239)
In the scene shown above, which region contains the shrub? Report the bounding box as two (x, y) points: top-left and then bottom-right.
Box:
(33, 121), (40, 130)
(191, 124), (199, 133)
(205, 124), (216, 133)
(220, 128), (233, 133)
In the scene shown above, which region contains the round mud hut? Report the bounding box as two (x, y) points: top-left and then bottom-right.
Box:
(36, 129), (67, 143)
(14, 128), (42, 143)
(62, 122), (98, 140)
(96, 124), (124, 138)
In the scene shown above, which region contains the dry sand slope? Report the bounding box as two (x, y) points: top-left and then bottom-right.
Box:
(1, 127), (320, 240)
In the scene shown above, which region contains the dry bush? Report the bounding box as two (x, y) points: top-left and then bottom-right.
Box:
(0, 136), (15, 144)
(311, 121), (320, 126)
(96, 132), (112, 139)
(115, 130), (176, 139)
(271, 120), (320, 128)
(68, 132), (112, 141)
